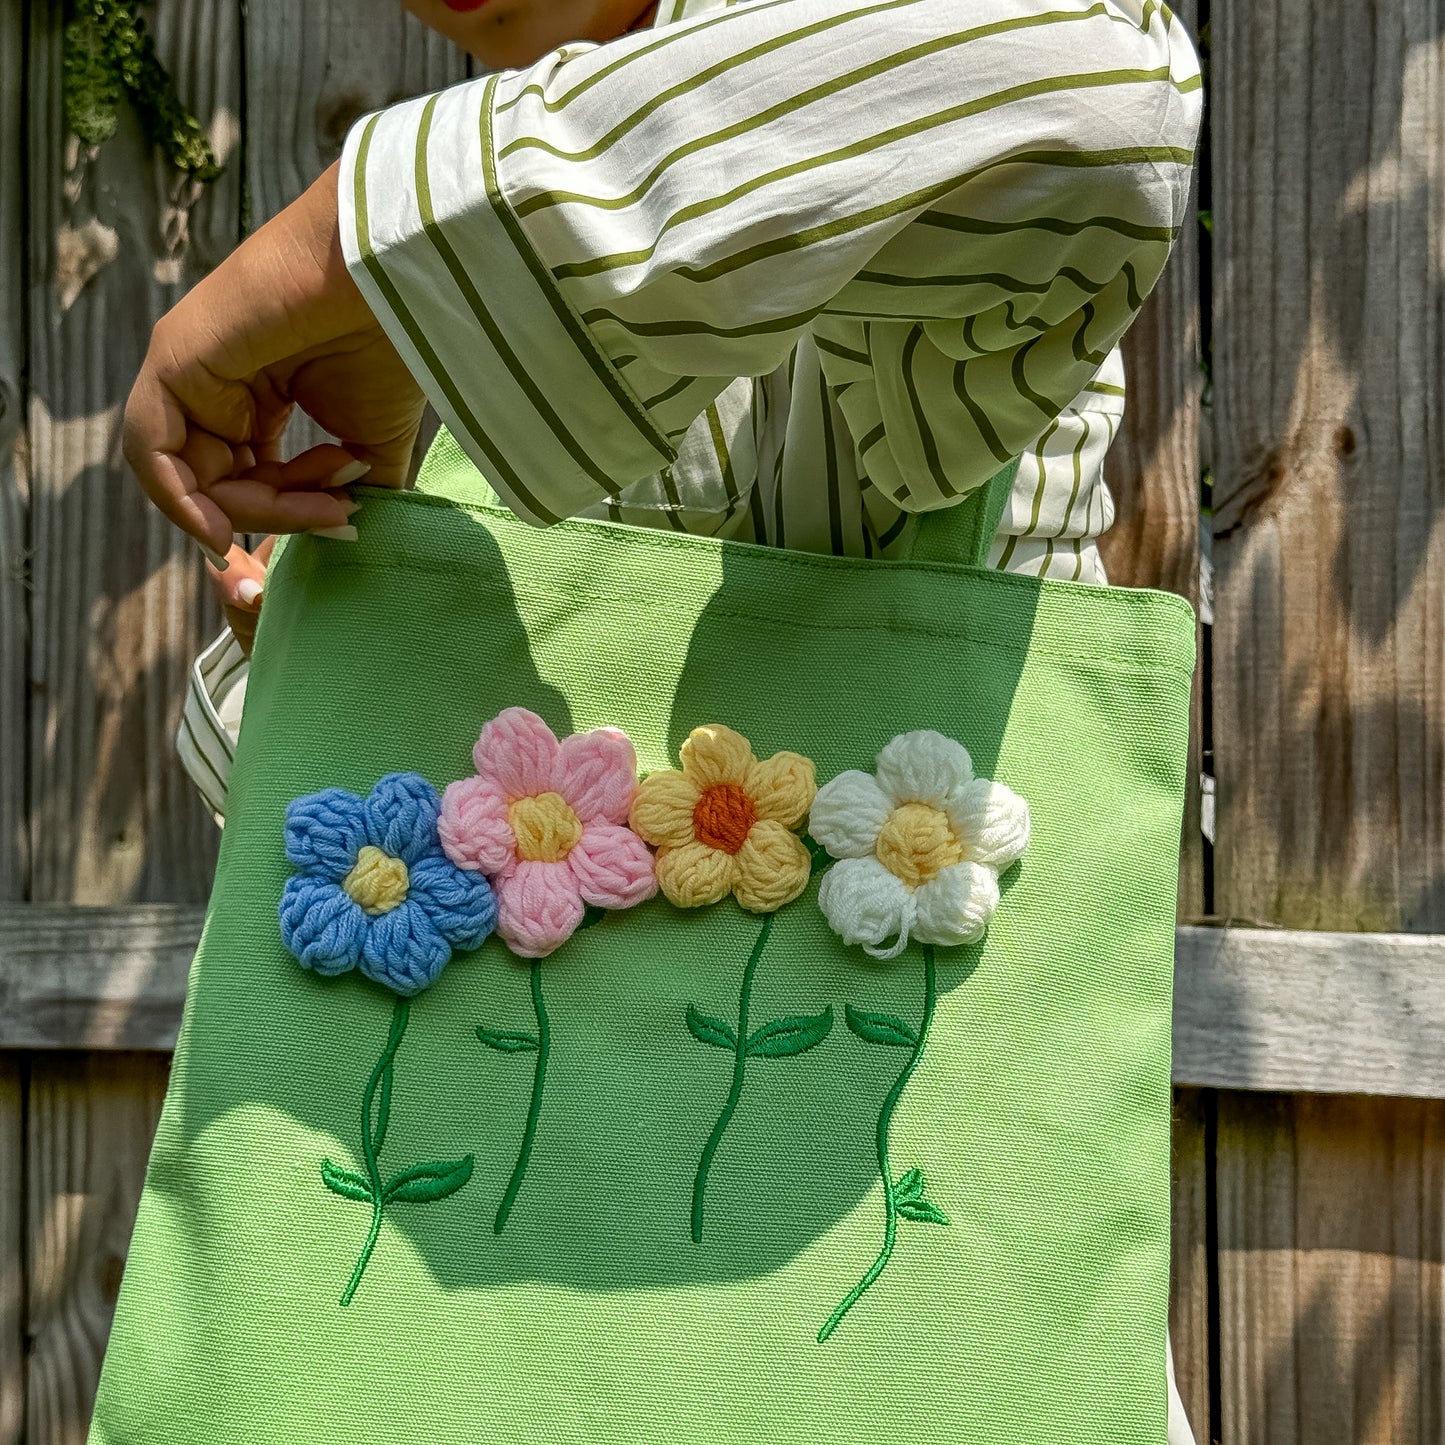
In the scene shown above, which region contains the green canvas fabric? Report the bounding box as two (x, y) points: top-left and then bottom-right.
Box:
(91, 427), (1193, 1445)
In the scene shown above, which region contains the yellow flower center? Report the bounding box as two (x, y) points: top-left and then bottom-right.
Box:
(342, 845), (410, 915)
(509, 791), (583, 863)
(875, 803), (964, 888)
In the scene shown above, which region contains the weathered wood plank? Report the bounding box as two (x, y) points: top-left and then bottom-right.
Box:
(1218, 1093), (1445, 1445)
(1100, 3), (1203, 921)
(245, 0), (466, 224)
(1172, 926), (1445, 1098)
(0, 905), (201, 1050)
(0, 1056), (24, 1445)
(1169, 1087), (1211, 1445)
(1211, 0), (1445, 1435)
(1211, 0), (1445, 933)
(1106, 210), (1204, 919)
(0, 0), (28, 902)
(25, 0), (241, 904)
(1100, 0), (1202, 605)
(25, 1053), (169, 1445)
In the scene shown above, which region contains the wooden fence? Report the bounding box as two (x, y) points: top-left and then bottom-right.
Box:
(2, 0), (1443, 1440)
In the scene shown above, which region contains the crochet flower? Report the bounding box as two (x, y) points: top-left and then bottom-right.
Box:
(439, 708), (657, 958)
(280, 773), (497, 996)
(630, 725), (817, 912)
(809, 731), (1029, 958)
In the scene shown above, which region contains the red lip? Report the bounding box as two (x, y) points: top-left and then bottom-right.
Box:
(442, 0), (492, 10)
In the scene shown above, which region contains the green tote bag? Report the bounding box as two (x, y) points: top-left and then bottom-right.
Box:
(91, 427), (1193, 1444)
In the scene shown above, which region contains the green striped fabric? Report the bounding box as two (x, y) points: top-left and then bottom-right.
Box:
(181, 0), (1203, 815)
(338, 0), (1201, 576)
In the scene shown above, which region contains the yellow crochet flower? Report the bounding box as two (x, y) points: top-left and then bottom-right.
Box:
(630, 725), (817, 913)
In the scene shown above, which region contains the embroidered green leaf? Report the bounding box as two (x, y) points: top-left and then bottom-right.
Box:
(845, 1003), (918, 1049)
(892, 1166), (949, 1225)
(578, 904), (607, 932)
(476, 1025), (539, 1054)
(746, 1005), (834, 1058)
(320, 1159), (373, 1204)
(893, 1168), (925, 1207)
(686, 1005), (738, 1051)
(896, 1196), (951, 1226)
(382, 1156), (475, 1205)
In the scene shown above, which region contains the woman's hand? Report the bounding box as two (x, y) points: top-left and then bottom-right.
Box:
(209, 536), (279, 656)
(123, 160), (425, 556)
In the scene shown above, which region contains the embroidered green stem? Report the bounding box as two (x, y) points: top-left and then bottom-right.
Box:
(342, 996), (407, 1305)
(475, 914), (603, 1232)
(819, 945), (949, 1343)
(493, 960), (550, 1234)
(321, 995), (474, 1307)
(692, 912), (771, 1243)
(688, 911), (833, 1244)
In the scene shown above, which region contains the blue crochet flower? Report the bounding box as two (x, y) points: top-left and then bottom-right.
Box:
(279, 773), (497, 996)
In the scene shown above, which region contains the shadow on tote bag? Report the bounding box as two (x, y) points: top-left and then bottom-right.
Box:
(89, 425), (1191, 1445)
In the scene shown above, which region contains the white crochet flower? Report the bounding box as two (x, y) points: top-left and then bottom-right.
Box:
(809, 731), (1029, 959)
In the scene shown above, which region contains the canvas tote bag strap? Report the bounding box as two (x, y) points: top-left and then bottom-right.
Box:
(416, 425), (1021, 572)
(905, 455), (1022, 569)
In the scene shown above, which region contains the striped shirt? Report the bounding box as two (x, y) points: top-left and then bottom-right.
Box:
(180, 0), (1202, 815)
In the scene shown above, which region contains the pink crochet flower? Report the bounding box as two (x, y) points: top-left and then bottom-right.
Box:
(439, 708), (657, 958)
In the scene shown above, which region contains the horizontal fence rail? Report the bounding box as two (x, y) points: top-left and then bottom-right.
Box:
(4, 906), (1445, 1099)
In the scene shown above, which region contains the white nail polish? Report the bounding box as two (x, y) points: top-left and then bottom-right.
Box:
(197, 541), (230, 572)
(308, 524), (360, 542)
(330, 460), (371, 486)
(235, 578), (263, 607)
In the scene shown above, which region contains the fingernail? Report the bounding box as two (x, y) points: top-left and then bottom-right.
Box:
(197, 540), (230, 572)
(235, 578), (263, 607)
(330, 460), (371, 486)
(339, 498), (362, 516)
(308, 524), (359, 542)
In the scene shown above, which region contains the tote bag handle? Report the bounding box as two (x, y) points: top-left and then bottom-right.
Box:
(415, 424), (1019, 572)
(905, 455), (1022, 569)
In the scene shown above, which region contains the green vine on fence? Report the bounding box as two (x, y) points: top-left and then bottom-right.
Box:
(63, 0), (222, 181)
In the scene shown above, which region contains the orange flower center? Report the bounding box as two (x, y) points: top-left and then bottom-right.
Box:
(692, 782), (757, 855)
(509, 791), (583, 864)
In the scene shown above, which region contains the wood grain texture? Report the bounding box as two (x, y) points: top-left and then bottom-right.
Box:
(0, 0), (28, 902)
(0, 904), (201, 1050)
(0, 1057), (23, 1445)
(245, 0), (467, 223)
(1218, 1093), (1445, 1445)
(1100, 0), (1203, 921)
(1104, 263), (1203, 602)
(1098, 0), (1202, 605)
(1211, 0), (1445, 933)
(1211, 3), (1445, 1438)
(1172, 925), (1445, 1098)
(25, 1053), (168, 1445)
(1170, 1087), (1211, 1445)
(25, 0), (240, 905)
(1109, 231), (1205, 920)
